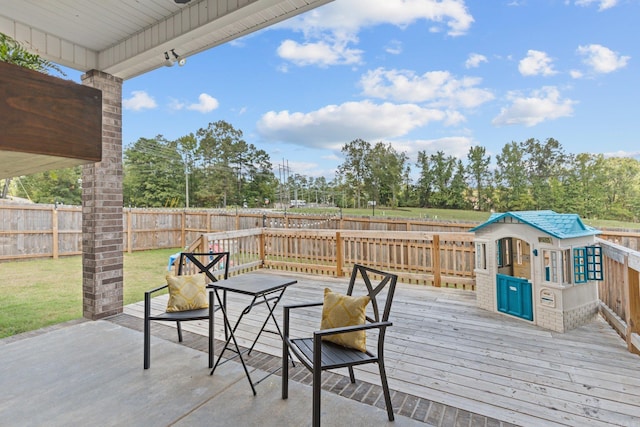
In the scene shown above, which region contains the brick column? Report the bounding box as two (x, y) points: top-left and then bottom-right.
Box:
(81, 70), (124, 320)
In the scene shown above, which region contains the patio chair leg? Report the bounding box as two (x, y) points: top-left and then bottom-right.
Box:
(208, 291), (214, 369)
(282, 340), (289, 399)
(143, 317), (150, 369)
(378, 361), (394, 421)
(348, 366), (356, 383)
(312, 368), (321, 427)
(176, 321), (183, 342)
(144, 293), (151, 369)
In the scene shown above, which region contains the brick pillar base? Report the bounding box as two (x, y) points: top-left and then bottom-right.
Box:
(81, 70), (124, 320)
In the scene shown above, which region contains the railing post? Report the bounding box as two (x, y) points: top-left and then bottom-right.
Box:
(198, 234), (206, 253)
(626, 259), (640, 355)
(433, 234), (441, 287)
(259, 230), (265, 267)
(336, 231), (344, 277)
(52, 206), (59, 259)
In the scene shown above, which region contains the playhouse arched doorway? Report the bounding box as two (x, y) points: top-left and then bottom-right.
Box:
(496, 237), (534, 321)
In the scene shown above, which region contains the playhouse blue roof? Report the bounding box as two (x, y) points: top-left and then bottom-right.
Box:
(470, 210), (601, 239)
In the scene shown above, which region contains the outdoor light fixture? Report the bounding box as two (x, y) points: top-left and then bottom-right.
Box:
(171, 49), (187, 66)
(163, 51), (174, 67)
(163, 50), (186, 67)
(175, 0), (192, 4)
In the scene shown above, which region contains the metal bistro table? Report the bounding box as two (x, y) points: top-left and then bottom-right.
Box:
(209, 273), (297, 395)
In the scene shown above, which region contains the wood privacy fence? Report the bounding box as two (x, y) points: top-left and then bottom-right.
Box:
(3, 204), (640, 261)
(0, 204), (477, 261)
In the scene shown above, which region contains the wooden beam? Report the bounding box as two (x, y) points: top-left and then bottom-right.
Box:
(0, 61), (102, 177)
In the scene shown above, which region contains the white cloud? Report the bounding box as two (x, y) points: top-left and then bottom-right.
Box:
(359, 68), (494, 109)
(277, 38), (363, 67)
(577, 44), (630, 74)
(385, 40), (403, 55)
(168, 98), (185, 110)
(465, 53), (488, 69)
(276, 0), (474, 67)
(518, 50), (557, 76)
(575, 0), (618, 11)
(492, 86), (576, 127)
(123, 91), (157, 111)
(187, 93), (220, 113)
(393, 136), (472, 160)
(569, 69), (584, 79)
(256, 100), (452, 148)
(280, 0), (474, 37)
(603, 150), (640, 158)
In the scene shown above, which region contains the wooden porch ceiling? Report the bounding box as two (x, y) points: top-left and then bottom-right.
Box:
(0, 0), (333, 80)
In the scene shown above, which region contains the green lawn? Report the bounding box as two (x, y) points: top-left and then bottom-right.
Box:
(292, 206), (640, 229)
(0, 248), (178, 339)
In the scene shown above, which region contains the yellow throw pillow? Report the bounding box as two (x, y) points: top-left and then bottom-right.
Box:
(165, 273), (208, 312)
(320, 287), (370, 352)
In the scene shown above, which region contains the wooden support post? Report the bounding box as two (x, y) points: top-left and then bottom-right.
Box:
(198, 234), (206, 253)
(52, 207), (59, 259)
(433, 234), (441, 287)
(181, 211), (186, 249)
(626, 263), (640, 355)
(336, 232), (344, 277)
(127, 209), (133, 254)
(259, 230), (265, 267)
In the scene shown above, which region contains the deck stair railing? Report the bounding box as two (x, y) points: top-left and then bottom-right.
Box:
(596, 238), (640, 355)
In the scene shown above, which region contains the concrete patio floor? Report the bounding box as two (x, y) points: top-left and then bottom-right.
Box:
(0, 319), (423, 427)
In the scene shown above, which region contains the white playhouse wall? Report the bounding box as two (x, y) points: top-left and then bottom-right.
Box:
(474, 222), (599, 332)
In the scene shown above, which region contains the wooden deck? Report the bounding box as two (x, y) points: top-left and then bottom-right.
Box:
(126, 270), (640, 427)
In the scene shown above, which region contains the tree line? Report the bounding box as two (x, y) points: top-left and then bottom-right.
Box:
(5, 120), (640, 222)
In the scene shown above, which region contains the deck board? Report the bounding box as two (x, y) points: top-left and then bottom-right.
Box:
(127, 270), (640, 427)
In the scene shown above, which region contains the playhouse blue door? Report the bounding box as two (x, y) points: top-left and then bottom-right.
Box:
(496, 274), (533, 321)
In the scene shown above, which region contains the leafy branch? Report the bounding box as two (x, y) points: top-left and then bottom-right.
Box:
(0, 32), (65, 76)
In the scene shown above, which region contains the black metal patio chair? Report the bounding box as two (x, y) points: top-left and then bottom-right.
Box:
(281, 264), (398, 426)
(143, 252), (229, 369)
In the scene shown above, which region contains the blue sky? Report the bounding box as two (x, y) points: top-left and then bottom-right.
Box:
(71, 0), (639, 180)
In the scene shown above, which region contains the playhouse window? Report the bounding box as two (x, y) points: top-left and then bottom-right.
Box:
(573, 246), (603, 283)
(497, 238), (512, 268)
(475, 243), (487, 270)
(543, 250), (560, 283)
(562, 249), (573, 284)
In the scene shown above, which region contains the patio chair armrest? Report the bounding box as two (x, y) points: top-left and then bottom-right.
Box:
(313, 320), (392, 337)
(283, 301), (324, 338)
(145, 284), (169, 297)
(283, 301), (323, 311)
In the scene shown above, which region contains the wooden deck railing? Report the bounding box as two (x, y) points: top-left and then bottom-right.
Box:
(184, 228), (476, 290)
(182, 229), (640, 355)
(597, 238), (640, 355)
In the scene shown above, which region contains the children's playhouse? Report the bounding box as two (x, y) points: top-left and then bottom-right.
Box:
(471, 210), (603, 332)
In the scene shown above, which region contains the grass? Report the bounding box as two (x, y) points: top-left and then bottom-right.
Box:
(0, 248), (178, 339)
(291, 206), (640, 229)
(290, 206), (493, 222)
